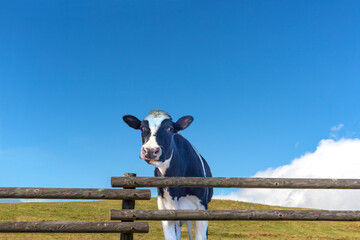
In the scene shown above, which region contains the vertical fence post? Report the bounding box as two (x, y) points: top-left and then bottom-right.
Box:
(120, 173), (136, 240)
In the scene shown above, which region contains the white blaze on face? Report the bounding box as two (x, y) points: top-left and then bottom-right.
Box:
(141, 110), (171, 160)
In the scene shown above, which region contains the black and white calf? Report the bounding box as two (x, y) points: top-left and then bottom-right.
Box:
(123, 110), (213, 240)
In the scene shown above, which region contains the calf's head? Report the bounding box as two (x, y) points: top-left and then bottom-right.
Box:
(123, 110), (193, 166)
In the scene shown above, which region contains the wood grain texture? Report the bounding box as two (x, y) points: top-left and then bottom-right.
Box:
(121, 173), (137, 240)
(111, 209), (360, 221)
(0, 221), (149, 233)
(111, 177), (360, 189)
(0, 187), (150, 200)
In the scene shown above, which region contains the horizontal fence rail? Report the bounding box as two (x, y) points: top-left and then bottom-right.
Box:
(111, 209), (360, 221)
(0, 221), (149, 233)
(0, 187), (151, 200)
(112, 177), (360, 189)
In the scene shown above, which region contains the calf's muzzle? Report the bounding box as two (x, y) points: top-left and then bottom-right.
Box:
(141, 146), (161, 160)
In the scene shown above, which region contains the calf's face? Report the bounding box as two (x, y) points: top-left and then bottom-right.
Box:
(123, 110), (193, 166)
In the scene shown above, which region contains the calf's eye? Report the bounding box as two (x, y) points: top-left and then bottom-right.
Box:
(167, 127), (174, 132)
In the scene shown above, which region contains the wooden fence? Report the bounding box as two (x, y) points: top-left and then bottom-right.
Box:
(3, 174), (360, 239)
(110, 174), (360, 239)
(0, 174), (151, 239)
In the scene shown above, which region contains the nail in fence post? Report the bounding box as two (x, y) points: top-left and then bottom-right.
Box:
(121, 173), (136, 240)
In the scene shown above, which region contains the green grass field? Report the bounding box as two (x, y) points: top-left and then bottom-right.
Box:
(1, 198), (360, 239)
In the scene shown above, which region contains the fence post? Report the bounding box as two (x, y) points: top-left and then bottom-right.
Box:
(120, 173), (136, 240)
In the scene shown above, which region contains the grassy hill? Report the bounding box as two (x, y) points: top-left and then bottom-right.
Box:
(1, 198), (360, 239)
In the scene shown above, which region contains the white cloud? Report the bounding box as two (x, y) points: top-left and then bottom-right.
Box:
(330, 124), (344, 139)
(331, 124), (344, 132)
(215, 138), (360, 210)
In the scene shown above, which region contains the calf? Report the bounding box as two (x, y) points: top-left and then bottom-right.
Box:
(123, 110), (213, 240)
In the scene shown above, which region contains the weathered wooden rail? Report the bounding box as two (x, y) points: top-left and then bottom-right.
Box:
(0, 221), (148, 233)
(112, 176), (360, 189)
(111, 209), (360, 221)
(0, 187), (150, 200)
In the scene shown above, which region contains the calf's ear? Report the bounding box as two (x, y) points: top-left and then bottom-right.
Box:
(174, 116), (194, 132)
(123, 115), (141, 130)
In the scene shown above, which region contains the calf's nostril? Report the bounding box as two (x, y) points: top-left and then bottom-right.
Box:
(154, 148), (160, 155)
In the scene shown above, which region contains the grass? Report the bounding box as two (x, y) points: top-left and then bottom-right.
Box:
(1, 198), (360, 239)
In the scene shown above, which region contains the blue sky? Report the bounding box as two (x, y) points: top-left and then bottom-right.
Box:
(0, 1), (360, 199)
